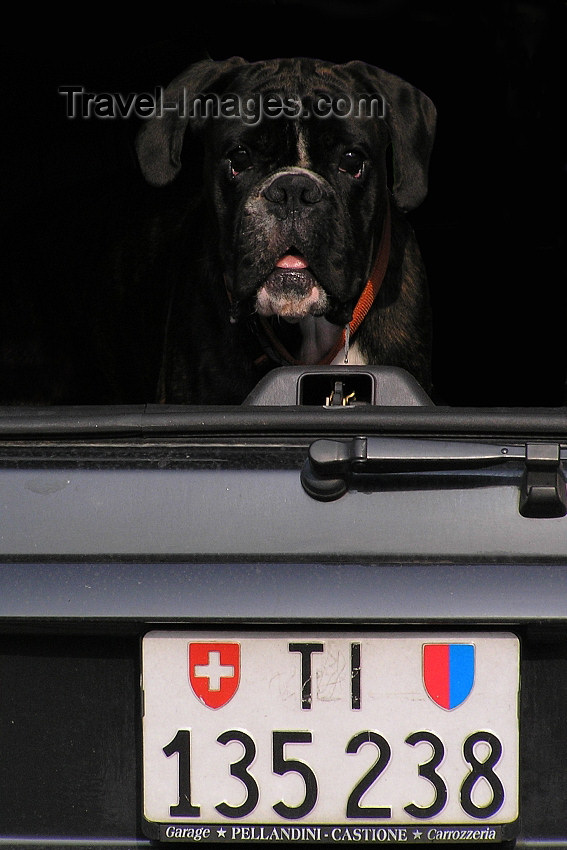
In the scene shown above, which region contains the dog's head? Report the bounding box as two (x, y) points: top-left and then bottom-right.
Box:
(136, 57), (436, 326)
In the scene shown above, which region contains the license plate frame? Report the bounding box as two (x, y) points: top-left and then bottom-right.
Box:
(141, 630), (519, 844)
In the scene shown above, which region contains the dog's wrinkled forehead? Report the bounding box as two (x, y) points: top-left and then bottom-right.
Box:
(204, 58), (384, 148)
(202, 77), (384, 174)
(196, 58), (387, 138)
(135, 56), (437, 211)
(213, 56), (371, 97)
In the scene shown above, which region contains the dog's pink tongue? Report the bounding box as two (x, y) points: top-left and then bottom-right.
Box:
(276, 253), (309, 269)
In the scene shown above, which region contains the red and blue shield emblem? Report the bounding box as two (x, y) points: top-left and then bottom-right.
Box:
(189, 642), (240, 709)
(423, 643), (475, 710)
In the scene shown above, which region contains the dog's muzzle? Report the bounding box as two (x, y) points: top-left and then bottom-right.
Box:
(253, 170), (331, 320)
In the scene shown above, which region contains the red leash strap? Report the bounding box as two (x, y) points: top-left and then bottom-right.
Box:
(319, 199), (391, 365)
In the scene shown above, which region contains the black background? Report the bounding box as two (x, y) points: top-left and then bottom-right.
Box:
(1, 0), (566, 406)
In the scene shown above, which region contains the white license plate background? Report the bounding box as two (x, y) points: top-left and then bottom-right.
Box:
(142, 631), (519, 829)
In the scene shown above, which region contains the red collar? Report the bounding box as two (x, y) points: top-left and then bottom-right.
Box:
(319, 198), (391, 364)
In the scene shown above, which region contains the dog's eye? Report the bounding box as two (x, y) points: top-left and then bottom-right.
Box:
(228, 146), (253, 176)
(338, 150), (364, 178)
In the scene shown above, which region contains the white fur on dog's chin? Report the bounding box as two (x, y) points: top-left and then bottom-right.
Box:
(255, 283), (328, 319)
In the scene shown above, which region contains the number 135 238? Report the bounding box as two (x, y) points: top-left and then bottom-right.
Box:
(141, 631), (519, 839)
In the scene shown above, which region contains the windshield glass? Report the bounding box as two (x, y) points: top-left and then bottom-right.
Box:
(1, 2), (565, 412)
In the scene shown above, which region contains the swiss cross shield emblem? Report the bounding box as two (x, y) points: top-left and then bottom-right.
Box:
(189, 642), (240, 709)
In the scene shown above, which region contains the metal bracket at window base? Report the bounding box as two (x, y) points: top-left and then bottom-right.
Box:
(519, 443), (567, 518)
(325, 381), (357, 407)
(300, 436), (567, 518)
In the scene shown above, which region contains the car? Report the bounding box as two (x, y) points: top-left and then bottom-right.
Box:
(1, 3), (566, 849)
(2, 363), (567, 848)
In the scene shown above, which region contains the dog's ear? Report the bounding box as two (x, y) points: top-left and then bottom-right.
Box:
(343, 61), (436, 212)
(135, 56), (248, 186)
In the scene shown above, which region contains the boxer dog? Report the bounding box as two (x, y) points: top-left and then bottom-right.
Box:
(135, 56), (437, 404)
(0, 56), (436, 406)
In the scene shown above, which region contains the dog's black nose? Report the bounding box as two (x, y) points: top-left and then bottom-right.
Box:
(262, 172), (323, 210)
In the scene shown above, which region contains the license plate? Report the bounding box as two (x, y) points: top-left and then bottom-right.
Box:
(141, 631), (519, 844)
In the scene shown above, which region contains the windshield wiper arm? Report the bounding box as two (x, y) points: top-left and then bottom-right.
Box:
(300, 436), (566, 518)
